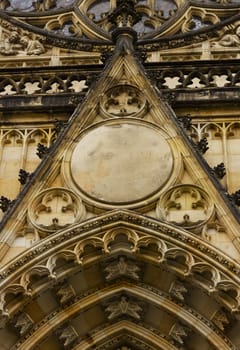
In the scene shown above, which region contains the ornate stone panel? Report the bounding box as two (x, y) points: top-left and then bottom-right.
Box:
(28, 187), (86, 236)
(156, 184), (214, 231)
(100, 85), (147, 118)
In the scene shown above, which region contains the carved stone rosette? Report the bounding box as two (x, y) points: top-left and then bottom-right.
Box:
(100, 85), (147, 119)
(28, 187), (86, 237)
(156, 184), (214, 232)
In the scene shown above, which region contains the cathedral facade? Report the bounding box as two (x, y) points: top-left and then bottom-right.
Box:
(0, 1), (240, 349)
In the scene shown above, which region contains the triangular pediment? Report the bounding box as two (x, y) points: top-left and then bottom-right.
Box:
(0, 27), (239, 266)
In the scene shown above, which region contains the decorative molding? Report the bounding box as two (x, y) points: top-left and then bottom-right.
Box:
(6, 281), (238, 350)
(1, 210), (240, 282)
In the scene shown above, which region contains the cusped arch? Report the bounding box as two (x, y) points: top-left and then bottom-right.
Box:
(8, 282), (237, 350)
(103, 227), (139, 253)
(74, 236), (104, 263)
(1, 129), (24, 146)
(26, 128), (49, 145)
(191, 262), (221, 289)
(0, 210), (240, 349)
(46, 250), (78, 276)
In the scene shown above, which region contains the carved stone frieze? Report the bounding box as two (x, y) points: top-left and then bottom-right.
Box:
(156, 184), (214, 232)
(1, 210), (240, 283)
(2, 278), (238, 350)
(100, 85), (147, 118)
(1, 62), (240, 98)
(0, 25), (46, 56)
(28, 187), (86, 236)
(212, 24), (240, 48)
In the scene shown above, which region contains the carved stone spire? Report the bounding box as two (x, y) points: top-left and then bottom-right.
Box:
(108, 0), (141, 51)
(108, 0), (141, 28)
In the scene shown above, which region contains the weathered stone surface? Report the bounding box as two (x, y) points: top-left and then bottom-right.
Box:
(71, 121), (173, 204)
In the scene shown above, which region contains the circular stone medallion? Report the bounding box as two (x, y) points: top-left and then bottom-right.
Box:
(71, 121), (173, 205)
(101, 85), (146, 118)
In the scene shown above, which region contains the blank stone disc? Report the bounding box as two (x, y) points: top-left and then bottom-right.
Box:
(71, 122), (173, 204)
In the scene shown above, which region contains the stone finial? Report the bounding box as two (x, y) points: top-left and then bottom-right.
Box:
(108, 0), (141, 28)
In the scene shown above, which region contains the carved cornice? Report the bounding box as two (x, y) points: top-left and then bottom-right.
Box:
(0, 210), (240, 281)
